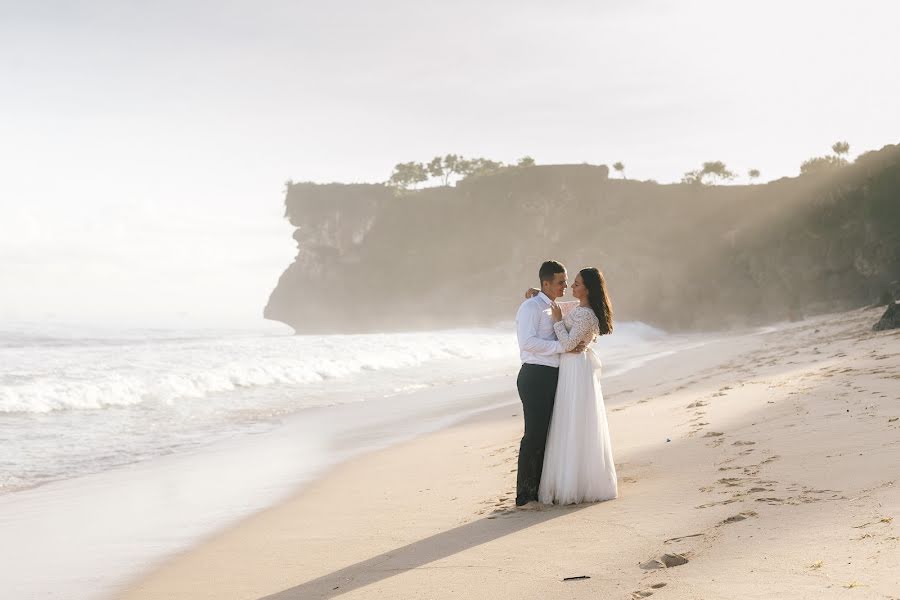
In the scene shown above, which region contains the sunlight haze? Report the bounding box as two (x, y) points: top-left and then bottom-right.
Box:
(2, 0), (898, 321)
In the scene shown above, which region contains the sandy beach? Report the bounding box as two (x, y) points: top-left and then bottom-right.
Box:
(117, 306), (900, 600)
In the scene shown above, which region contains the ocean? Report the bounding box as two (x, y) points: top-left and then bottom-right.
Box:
(0, 318), (689, 599)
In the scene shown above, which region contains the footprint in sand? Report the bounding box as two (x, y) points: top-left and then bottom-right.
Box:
(696, 498), (740, 509)
(686, 401), (707, 408)
(720, 511), (758, 525)
(703, 431), (724, 438)
(717, 477), (745, 487)
(640, 553), (689, 570)
(755, 497), (785, 505)
(733, 440), (756, 446)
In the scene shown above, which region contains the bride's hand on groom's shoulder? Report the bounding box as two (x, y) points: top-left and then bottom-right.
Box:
(524, 287), (540, 299)
(569, 341), (587, 353)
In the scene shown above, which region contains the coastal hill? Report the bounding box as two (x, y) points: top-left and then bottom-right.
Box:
(265, 145), (900, 333)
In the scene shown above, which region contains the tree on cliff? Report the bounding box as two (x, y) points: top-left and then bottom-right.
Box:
(517, 156), (536, 168)
(681, 161), (736, 185)
(388, 162), (429, 189)
(748, 169), (760, 184)
(613, 161), (626, 179)
(800, 155), (846, 174)
(389, 155), (507, 188)
(459, 157), (504, 179)
(427, 154), (466, 186)
(832, 141), (850, 160)
(800, 141), (851, 175)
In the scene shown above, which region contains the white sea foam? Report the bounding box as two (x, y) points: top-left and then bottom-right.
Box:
(0, 320), (681, 497)
(0, 328), (517, 414)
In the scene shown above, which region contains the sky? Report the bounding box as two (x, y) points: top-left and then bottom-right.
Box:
(1, 0), (899, 324)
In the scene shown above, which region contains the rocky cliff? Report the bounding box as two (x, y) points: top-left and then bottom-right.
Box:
(265, 146), (900, 333)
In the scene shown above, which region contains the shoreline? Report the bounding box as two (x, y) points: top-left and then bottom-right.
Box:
(112, 315), (880, 599)
(1, 322), (714, 600)
(0, 370), (522, 600)
(117, 306), (899, 599)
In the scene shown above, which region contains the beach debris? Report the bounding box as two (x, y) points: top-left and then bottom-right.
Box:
(666, 438), (671, 442)
(809, 560), (824, 569)
(640, 553), (689, 569)
(562, 575), (590, 581)
(852, 517), (893, 528)
(889, 417), (898, 422)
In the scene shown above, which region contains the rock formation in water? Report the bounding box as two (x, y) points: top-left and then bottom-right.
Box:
(266, 145), (900, 333)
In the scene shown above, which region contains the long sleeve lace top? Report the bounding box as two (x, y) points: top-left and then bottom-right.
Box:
(553, 306), (600, 352)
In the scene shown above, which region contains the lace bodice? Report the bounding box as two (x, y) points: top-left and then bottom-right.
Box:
(553, 306), (600, 352)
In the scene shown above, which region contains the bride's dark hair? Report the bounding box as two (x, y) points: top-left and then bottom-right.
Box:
(580, 267), (613, 335)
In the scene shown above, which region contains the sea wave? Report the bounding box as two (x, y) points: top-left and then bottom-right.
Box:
(0, 322), (667, 414)
(0, 329), (516, 413)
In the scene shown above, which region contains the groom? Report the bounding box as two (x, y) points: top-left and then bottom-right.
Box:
(514, 260), (583, 506)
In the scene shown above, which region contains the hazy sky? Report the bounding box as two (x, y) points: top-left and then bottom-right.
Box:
(2, 1), (899, 323)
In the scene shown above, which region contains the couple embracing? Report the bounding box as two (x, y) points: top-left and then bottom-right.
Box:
(514, 260), (618, 507)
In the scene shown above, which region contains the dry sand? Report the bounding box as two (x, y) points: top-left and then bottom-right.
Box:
(117, 306), (900, 600)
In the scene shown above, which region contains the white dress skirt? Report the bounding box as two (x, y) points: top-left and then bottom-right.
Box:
(538, 306), (618, 505)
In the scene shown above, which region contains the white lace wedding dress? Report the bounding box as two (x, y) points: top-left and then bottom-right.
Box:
(538, 305), (618, 505)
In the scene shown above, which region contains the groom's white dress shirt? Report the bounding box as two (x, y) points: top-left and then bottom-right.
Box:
(516, 292), (563, 367)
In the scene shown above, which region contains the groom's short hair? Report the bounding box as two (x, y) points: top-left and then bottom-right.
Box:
(539, 260), (566, 283)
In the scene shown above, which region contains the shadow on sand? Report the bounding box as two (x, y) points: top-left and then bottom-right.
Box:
(258, 503), (587, 599)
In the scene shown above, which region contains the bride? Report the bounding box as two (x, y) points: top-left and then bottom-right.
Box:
(527, 267), (618, 505)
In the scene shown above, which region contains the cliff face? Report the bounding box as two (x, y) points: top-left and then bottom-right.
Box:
(265, 148), (900, 333)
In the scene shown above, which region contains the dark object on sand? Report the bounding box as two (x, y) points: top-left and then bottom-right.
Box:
(873, 301), (900, 331)
(562, 575), (590, 581)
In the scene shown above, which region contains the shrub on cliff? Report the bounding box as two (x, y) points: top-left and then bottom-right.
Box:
(681, 161), (736, 185)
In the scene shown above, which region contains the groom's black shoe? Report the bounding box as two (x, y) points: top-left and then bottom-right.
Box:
(515, 496), (533, 507)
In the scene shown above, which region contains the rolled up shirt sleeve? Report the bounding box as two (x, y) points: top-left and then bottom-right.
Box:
(516, 301), (563, 356)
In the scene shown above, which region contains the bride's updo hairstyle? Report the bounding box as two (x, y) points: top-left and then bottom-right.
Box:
(580, 267), (613, 335)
